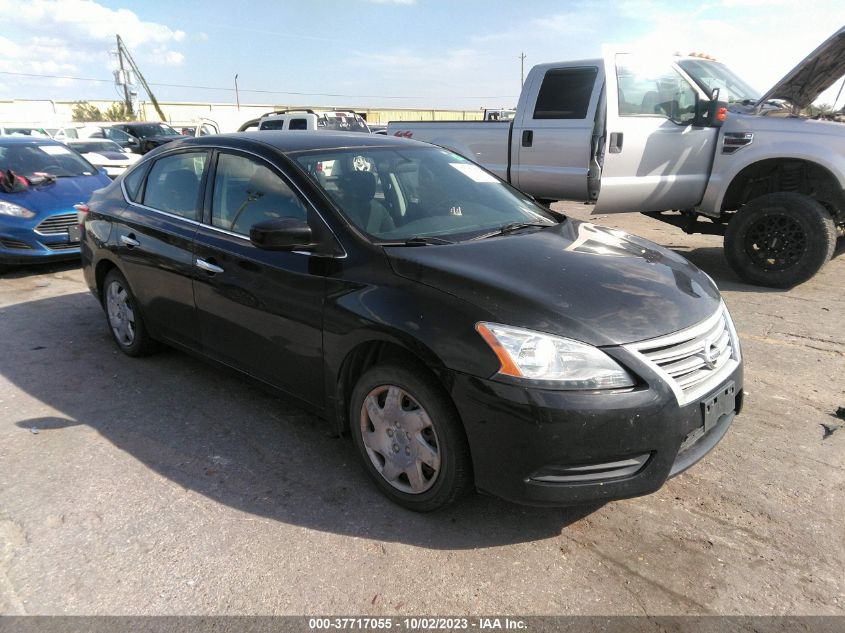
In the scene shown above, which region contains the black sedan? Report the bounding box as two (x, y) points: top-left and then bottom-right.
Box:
(80, 132), (743, 511)
(110, 122), (184, 154)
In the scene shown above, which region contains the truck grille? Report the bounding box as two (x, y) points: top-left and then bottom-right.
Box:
(625, 304), (741, 406)
(35, 213), (77, 235)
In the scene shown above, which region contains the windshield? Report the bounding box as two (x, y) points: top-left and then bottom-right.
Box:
(678, 59), (760, 104)
(128, 123), (182, 138)
(69, 141), (123, 153)
(317, 114), (370, 133)
(293, 146), (557, 242)
(0, 143), (96, 178)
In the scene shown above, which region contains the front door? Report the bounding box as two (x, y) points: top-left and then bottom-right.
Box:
(192, 150), (327, 407)
(595, 53), (718, 213)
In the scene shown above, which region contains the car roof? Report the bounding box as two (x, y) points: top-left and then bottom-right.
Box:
(170, 131), (428, 154)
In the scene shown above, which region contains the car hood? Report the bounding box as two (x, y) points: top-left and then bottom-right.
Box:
(0, 174), (110, 213)
(386, 220), (722, 347)
(755, 26), (845, 112)
(84, 151), (133, 162)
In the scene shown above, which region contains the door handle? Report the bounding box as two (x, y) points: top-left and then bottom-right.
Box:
(609, 132), (624, 154)
(120, 234), (140, 248)
(521, 130), (533, 147)
(195, 258), (224, 274)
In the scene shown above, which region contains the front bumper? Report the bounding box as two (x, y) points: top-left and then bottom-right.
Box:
(449, 355), (742, 506)
(0, 214), (81, 265)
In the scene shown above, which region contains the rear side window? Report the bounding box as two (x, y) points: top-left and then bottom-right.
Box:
(123, 164), (147, 201)
(211, 152), (308, 235)
(142, 152), (207, 219)
(259, 119), (286, 130)
(289, 118), (308, 130)
(533, 67), (598, 119)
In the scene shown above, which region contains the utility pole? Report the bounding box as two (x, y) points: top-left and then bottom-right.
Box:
(116, 34), (132, 115)
(234, 74), (240, 111)
(519, 52), (527, 87)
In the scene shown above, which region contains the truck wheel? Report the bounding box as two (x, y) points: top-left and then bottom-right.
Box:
(724, 192), (836, 288)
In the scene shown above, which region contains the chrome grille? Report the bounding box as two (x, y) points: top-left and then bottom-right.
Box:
(625, 304), (740, 406)
(35, 213), (77, 235)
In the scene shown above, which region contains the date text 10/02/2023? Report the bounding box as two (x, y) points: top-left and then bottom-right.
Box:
(308, 617), (527, 630)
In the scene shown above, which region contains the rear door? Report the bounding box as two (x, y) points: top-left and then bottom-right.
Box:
(594, 53), (717, 213)
(115, 150), (209, 350)
(192, 149), (328, 407)
(512, 63), (604, 200)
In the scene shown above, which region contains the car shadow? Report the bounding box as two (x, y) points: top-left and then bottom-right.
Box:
(0, 259), (80, 278)
(2, 292), (601, 550)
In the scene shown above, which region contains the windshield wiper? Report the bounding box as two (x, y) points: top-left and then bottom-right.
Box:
(381, 236), (454, 246)
(471, 222), (552, 241)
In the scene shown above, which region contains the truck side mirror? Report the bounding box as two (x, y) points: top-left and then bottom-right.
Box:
(693, 88), (728, 128)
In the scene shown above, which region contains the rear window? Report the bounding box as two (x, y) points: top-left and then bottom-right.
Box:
(122, 163), (147, 201)
(533, 67), (598, 119)
(141, 152), (207, 219)
(259, 119), (287, 130)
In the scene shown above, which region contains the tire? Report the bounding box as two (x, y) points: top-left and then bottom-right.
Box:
(724, 192), (837, 288)
(101, 269), (159, 357)
(349, 363), (473, 512)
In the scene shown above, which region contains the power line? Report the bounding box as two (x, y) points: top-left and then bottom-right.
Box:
(0, 70), (518, 100)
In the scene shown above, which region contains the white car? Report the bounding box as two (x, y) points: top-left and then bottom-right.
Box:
(64, 139), (140, 178)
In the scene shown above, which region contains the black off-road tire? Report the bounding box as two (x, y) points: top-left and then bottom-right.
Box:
(101, 268), (159, 357)
(349, 363), (473, 512)
(724, 192), (836, 288)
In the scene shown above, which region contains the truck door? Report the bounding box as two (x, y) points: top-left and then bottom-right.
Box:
(512, 63), (605, 201)
(595, 53), (718, 213)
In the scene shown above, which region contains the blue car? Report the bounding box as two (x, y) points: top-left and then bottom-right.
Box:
(0, 137), (111, 269)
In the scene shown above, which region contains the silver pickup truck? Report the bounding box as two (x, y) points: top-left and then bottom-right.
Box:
(388, 27), (845, 288)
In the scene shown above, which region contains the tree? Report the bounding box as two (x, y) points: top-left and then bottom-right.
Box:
(104, 101), (134, 121)
(71, 102), (104, 122)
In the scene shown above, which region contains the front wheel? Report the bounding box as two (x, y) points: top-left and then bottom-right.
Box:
(349, 363), (472, 511)
(724, 192), (837, 288)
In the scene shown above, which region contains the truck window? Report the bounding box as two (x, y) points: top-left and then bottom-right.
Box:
(289, 118), (308, 130)
(532, 67), (598, 119)
(260, 119), (287, 130)
(616, 55), (697, 125)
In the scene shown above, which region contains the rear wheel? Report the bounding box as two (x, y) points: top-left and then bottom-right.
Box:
(102, 269), (158, 356)
(724, 192), (836, 288)
(349, 363), (472, 512)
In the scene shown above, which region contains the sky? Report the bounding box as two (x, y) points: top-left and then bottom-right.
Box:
(1, 0), (844, 111)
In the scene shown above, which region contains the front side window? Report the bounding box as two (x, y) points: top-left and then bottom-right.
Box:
(211, 153), (307, 235)
(533, 67), (598, 119)
(293, 146), (556, 242)
(616, 55), (697, 124)
(142, 152), (207, 219)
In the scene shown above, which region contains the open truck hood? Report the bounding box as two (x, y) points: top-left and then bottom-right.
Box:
(755, 26), (845, 112)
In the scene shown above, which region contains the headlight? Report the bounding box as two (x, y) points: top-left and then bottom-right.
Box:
(476, 322), (635, 390)
(0, 200), (35, 218)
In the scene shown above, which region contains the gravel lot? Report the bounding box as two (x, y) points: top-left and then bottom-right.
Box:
(1, 205), (843, 616)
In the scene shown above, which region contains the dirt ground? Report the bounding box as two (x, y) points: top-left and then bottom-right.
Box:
(1, 205), (843, 616)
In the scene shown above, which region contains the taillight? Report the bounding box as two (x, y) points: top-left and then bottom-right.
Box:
(74, 203), (90, 229)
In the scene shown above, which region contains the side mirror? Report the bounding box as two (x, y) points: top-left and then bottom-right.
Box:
(693, 88), (728, 128)
(250, 217), (314, 251)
